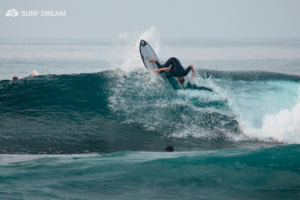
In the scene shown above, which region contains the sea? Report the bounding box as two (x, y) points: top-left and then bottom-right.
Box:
(1, 28), (300, 199)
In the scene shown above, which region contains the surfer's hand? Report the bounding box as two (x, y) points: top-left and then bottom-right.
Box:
(149, 58), (157, 63)
(153, 69), (160, 73)
(192, 73), (196, 78)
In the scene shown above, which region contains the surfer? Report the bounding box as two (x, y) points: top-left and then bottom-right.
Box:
(149, 57), (196, 84)
(165, 146), (174, 152)
(29, 70), (39, 77)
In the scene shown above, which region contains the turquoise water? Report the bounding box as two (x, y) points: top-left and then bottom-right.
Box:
(0, 146), (299, 199)
(1, 30), (300, 199)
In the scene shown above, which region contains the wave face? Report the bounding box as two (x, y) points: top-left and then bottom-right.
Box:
(0, 145), (299, 200)
(1, 68), (300, 154)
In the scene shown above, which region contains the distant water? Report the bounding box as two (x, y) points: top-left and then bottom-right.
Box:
(1, 28), (300, 199)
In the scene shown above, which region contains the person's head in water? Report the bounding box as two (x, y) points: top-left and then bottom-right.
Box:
(12, 76), (18, 80)
(165, 146), (174, 152)
(178, 77), (185, 84)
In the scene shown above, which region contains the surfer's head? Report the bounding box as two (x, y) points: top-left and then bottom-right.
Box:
(165, 146), (174, 152)
(178, 77), (185, 84)
(12, 76), (18, 80)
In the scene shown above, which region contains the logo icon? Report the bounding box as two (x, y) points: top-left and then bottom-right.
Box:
(6, 9), (19, 17)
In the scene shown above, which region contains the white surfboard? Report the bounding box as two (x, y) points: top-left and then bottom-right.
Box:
(139, 40), (166, 78)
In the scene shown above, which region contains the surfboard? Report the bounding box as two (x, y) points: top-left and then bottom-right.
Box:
(139, 40), (166, 78)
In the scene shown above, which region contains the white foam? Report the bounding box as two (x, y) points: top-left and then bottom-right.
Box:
(116, 27), (160, 72)
(108, 28), (244, 140)
(241, 86), (300, 144)
(0, 154), (98, 166)
(108, 28), (300, 143)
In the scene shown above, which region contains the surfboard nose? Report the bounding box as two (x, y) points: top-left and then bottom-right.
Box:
(140, 40), (147, 47)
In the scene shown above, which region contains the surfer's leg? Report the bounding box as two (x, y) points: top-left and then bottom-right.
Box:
(156, 57), (175, 69)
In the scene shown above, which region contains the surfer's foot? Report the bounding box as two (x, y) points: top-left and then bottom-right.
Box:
(149, 58), (157, 63)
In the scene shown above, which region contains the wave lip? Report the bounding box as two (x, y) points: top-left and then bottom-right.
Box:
(244, 102), (300, 143)
(238, 85), (300, 144)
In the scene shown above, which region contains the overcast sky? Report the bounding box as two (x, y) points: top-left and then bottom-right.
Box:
(1, 0), (300, 39)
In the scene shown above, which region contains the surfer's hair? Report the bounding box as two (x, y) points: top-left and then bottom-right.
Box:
(12, 76), (18, 80)
(178, 77), (185, 84)
(165, 146), (174, 152)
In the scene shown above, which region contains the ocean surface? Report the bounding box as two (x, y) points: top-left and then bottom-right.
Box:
(1, 28), (300, 199)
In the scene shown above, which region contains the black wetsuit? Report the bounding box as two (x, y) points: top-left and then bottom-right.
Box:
(155, 57), (191, 78)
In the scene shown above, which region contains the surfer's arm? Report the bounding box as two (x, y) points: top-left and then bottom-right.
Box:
(186, 65), (196, 78)
(190, 65), (196, 78)
(153, 68), (170, 73)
